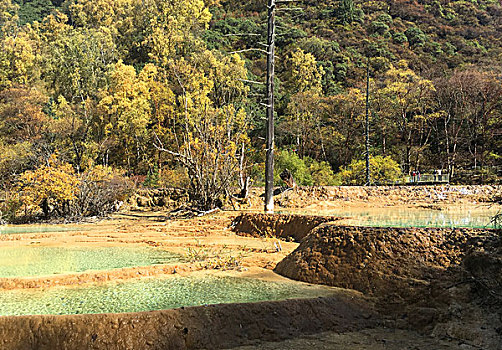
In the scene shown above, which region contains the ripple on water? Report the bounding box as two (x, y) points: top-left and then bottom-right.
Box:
(0, 276), (336, 316)
(0, 246), (182, 278)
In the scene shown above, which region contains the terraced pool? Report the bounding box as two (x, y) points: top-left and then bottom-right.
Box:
(0, 225), (86, 235)
(0, 275), (336, 316)
(286, 206), (500, 228)
(0, 246), (182, 278)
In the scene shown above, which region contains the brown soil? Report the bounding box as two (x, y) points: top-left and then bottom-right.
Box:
(240, 185), (502, 210)
(230, 328), (466, 350)
(231, 213), (338, 241)
(275, 224), (502, 349)
(0, 295), (377, 350)
(275, 225), (499, 295)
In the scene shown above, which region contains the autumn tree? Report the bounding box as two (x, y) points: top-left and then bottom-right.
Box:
(16, 157), (80, 218)
(281, 49), (325, 158)
(0, 4), (38, 89)
(339, 155), (402, 185)
(156, 51), (249, 210)
(433, 69), (502, 176)
(374, 60), (435, 173)
(97, 62), (155, 171)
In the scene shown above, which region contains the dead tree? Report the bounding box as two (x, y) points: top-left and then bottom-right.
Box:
(280, 169), (297, 189)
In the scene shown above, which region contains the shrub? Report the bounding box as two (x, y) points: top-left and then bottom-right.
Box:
(393, 32), (408, 44)
(275, 150), (312, 186)
(305, 157), (340, 186)
(274, 150), (339, 186)
(73, 165), (133, 217)
(158, 167), (189, 188)
(0, 196), (22, 223)
(405, 27), (427, 47)
(377, 13), (393, 25)
(339, 155), (402, 185)
(370, 21), (389, 35)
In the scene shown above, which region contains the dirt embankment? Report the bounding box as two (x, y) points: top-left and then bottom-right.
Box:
(231, 213), (337, 242)
(243, 185), (502, 209)
(274, 224), (502, 349)
(123, 185), (502, 211)
(0, 296), (377, 350)
(275, 225), (497, 295)
(127, 188), (188, 210)
(318, 185), (502, 203)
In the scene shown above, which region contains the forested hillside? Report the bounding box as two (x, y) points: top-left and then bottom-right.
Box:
(0, 0), (501, 217)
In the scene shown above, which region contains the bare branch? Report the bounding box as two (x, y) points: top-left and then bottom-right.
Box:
(224, 33), (260, 37)
(229, 48), (269, 55)
(239, 79), (265, 85)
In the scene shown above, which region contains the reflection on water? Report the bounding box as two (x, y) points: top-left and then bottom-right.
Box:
(0, 276), (335, 316)
(284, 206), (500, 228)
(0, 246), (182, 278)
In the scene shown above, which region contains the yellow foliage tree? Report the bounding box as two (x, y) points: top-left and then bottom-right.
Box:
(283, 49), (325, 159)
(375, 60), (435, 172)
(156, 51), (250, 210)
(97, 61), (159, 170)
(146, 0), (212, 64)
(0, 0), (19, 36)
(17, 158), (80, 217)
(288, 48), (324, 95)
(0, 28), (38, 88)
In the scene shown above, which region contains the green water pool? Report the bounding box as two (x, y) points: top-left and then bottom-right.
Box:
(0, 225), (86, 235)
(0, 246), (182, 278)
(0, 275), (335, 316)
(284, 207), (500, 228)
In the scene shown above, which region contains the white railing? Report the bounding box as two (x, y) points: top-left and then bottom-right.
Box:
(404, 174), (450, 184)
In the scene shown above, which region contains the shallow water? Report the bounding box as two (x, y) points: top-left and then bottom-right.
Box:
(0, 246), (182, 278)
(0, 225), (85, 235)
(0, 275), (335, 316)
(283, 206), (500, 228)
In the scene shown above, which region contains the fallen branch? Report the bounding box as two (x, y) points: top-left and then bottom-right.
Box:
(197, 208), (221, 217)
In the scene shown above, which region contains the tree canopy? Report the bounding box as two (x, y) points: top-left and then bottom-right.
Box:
(0, 0), (501, 216)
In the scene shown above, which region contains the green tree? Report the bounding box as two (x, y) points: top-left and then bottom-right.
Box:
(339, 155), (402, 185)
(275, 150), (312, 186)
(337, 0), (355, 24)
(404, 27), (426, 48)
(15, 0), (55, 24)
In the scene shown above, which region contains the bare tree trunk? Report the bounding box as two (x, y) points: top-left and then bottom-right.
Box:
(264, 0), (276, 213)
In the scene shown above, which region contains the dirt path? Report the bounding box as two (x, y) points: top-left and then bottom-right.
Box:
(230, 328), (467, 350)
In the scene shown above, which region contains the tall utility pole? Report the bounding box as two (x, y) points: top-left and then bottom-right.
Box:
(264, 0), (276, 213)
(365, 59), (371, 186)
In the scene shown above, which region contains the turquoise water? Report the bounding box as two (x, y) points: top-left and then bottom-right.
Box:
(0, 225), (85, 235)
(284, 207), (500, 228)
(0, 276), (335, 316)
(0, 246), (182, 278)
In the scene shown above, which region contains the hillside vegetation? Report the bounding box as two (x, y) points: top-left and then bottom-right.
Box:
(0, 0), (501, 217)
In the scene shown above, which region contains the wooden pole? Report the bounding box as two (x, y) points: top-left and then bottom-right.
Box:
(365, 58), (371, 186)
(265, 0), (276, 213)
